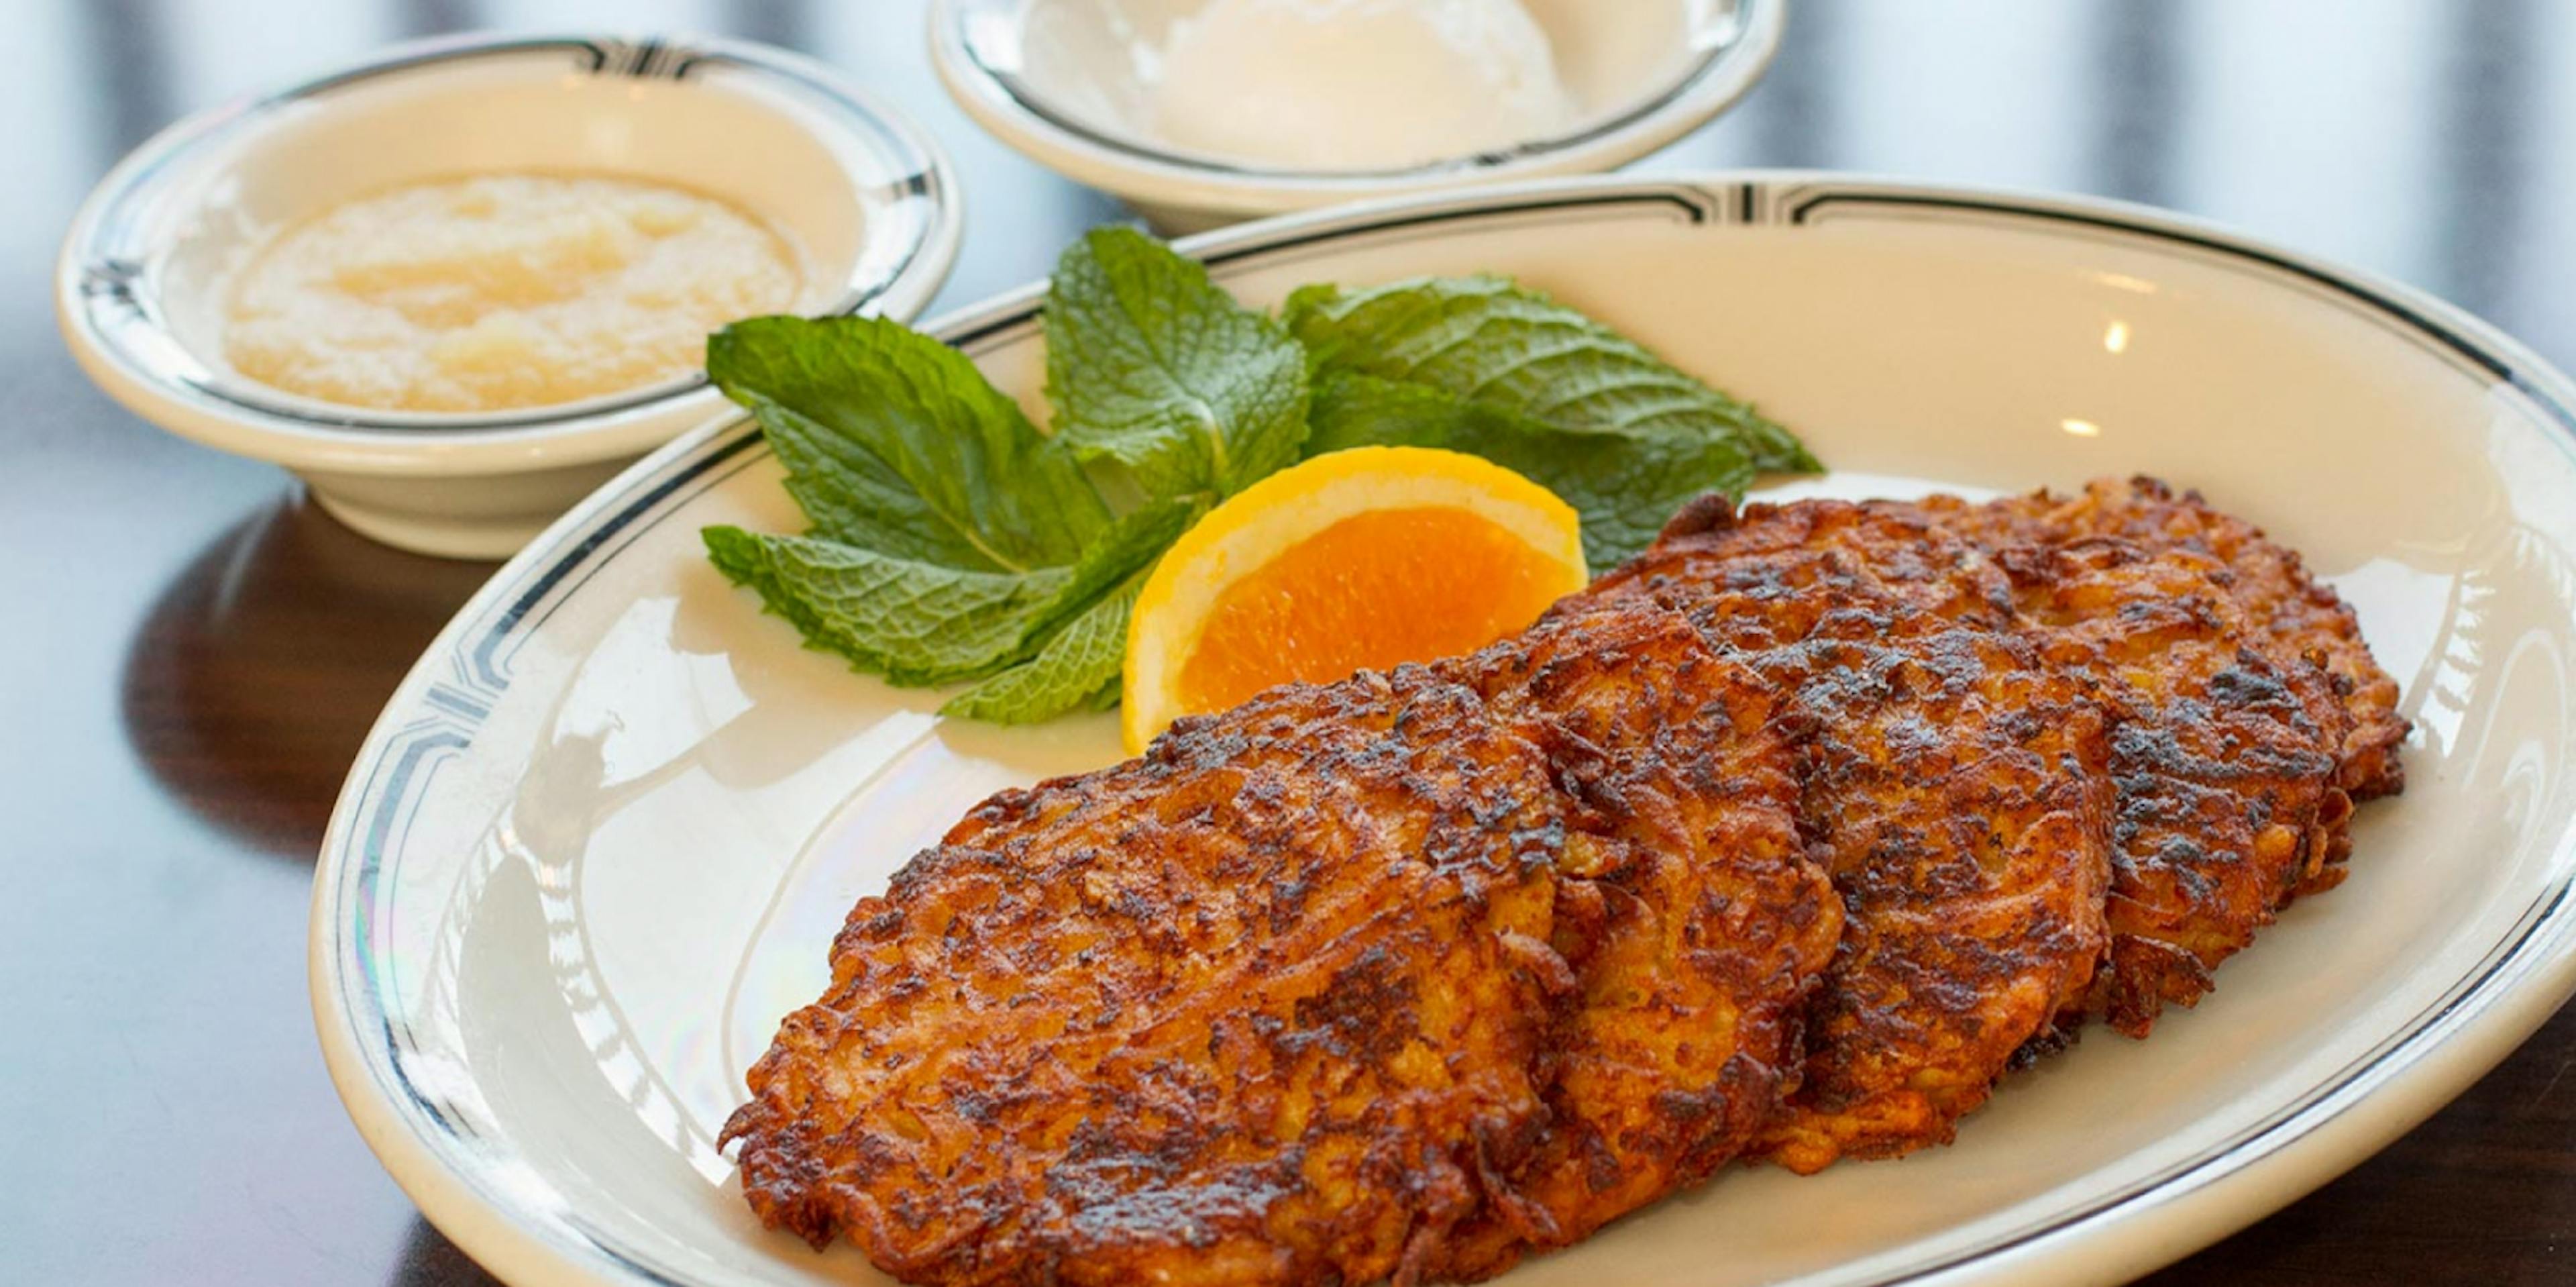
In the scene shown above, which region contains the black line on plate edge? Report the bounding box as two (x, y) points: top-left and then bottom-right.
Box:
(423, 686), (490, 723)
(947, 191), (1718, 352)
(1900, 872), (2575, 1280)
(1199, 190), (1714, 267)
(468, 432), (762, 690)
(347, 729), (481, 1145)
(1788, 191), (2576, 435)
(368, 182), (2576, 1287)
(973, 3), (1764, 187)
(940, 306), (1044, 353)
(518, 450), (773, 646)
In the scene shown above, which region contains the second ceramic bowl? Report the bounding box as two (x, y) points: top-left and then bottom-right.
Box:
(932, 0), (1786, 231)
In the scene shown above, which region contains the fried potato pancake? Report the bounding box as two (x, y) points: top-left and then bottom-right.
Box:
(727, 477), (2404, 1282)
(1757, 628), (2112, 1171)
(727, 605), (1843, 1287)
(1571, 498), (2114, 1172)
(1429, 603), (1842, 1277)
(1926, 476), (2406, 800)
(1612, 489), (2371, 1047)
(724, 669), (1575, 1287)
(2009, 540), (2354, 1033)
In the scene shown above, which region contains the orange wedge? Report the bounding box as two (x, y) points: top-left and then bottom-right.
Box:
(1122, 446), (1588, 752)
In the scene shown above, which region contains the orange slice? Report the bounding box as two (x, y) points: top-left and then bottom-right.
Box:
(1122, 446), (1588, 752)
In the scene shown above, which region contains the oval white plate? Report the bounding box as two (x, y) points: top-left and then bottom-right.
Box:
(313, 174), (2576, 1287)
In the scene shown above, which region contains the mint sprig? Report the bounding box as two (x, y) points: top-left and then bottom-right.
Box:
(702, 231), (1299, 723)
(705, 232), (1818, 726)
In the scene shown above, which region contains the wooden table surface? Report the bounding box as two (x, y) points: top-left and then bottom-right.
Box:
(12, 1), (2576, 1283)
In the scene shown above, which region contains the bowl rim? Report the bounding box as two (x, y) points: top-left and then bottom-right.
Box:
(54, 30), (963, 476)
(313, 168), (2576, 1287)
(927, 0), (1786, 217)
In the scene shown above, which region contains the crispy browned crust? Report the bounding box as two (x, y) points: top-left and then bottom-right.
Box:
(2006, 540), (2353, 1035)
(1923, 477), (2387, 1033)
(724, 607), (1842, 1287)
(724, 670), (1575, 1287)
(1647, 488), (2371, 1044)
(1759, 628), (2112, 1170)
(727, 478), (2404, 1281)
(1428, 605), (1842, 1277)
(1925, 476), (2407, 801)
(1577, 494), (2019, 639)
(1571, 501), (2114, 1172)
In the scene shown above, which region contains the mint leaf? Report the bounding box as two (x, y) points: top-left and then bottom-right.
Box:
(1309, 372), (1751, 566)
(1285, 276), (1819, 475)
(707, 243), (1814, 729)
(1049, 494), (1208, 611)
(1044, 227), (1309, 499)
(702, 306), (1222, 717)
(942, 582), (1141, 724)
(710, 316), (1110, 572)
(704, 526), (1074, 686)
(702, 494), (1199, 692)
(1305, 370), (1508, 454)
(936, 501), (1199, 721)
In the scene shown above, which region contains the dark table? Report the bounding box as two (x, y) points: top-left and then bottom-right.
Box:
(11, 1), (2576, 1282)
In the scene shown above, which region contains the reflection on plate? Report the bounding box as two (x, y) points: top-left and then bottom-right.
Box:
(313, 174), (2576, 1287)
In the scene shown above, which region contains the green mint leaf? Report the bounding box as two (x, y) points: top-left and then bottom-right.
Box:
(702, 496), (1201, 692)
(1043, 227), (1310, 498)
(1284, 276), (1819, 475)
(1304, 369), (1500, 454)
(942, 582), (1141, 724)
(710, 316), (1110, 572)
(937, 500), (1199, 721)
(1084, 674), (1126, 712)
(1046, 493), (1209, 613)
(1309, 372), (1754, 566)
(704, 526), (1075, 686)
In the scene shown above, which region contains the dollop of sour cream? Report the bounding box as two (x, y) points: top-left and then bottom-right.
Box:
(224, 173), (802, 413)
(1147, 0), (1579, 170)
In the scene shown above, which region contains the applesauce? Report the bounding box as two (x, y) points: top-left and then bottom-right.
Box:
(223, 173), (802, 413)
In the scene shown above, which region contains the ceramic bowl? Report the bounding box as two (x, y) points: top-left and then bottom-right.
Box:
(930, 0), (1784, 231)
(58, 32), (961, 559)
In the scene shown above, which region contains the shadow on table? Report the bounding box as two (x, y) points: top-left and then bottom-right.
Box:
(392, 1219), (505, 1287)
(119, 488), (498, 862)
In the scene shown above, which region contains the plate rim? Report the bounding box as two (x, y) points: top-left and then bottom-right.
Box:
(311, 169), (2576, 1287)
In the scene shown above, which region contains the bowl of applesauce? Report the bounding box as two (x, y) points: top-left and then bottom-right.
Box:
(58, 32), (961, 558)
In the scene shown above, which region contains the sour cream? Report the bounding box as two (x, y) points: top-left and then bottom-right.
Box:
(1147, 0), (1580, 170)
(224, 173), (802, 413)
